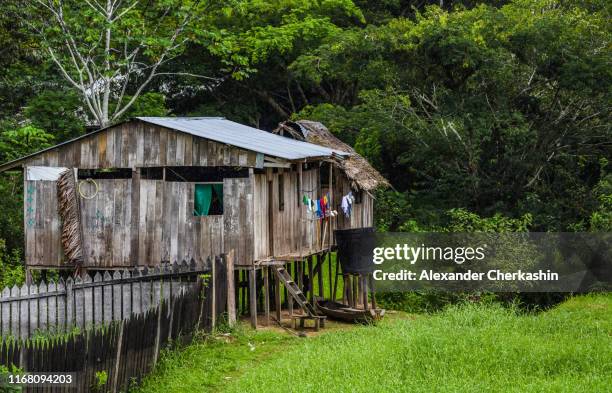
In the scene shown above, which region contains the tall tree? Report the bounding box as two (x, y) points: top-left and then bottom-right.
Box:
(22, 0), (220, 128)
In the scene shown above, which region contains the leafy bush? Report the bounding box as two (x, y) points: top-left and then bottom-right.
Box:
(0, 239), (24, 288)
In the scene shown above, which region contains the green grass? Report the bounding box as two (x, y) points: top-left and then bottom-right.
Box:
(131, 326), (297, 393)
(134, 294), (612, 393)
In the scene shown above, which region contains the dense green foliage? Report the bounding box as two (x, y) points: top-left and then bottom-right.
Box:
(0, 1), (609, 278)
(134, 293), (612, 392)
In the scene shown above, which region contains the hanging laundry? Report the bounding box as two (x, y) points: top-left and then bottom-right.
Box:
(341, 191), (354, 217)
(303, 194), (309, 206)
(320, 197), (327, 218)
(341, 195), (350, 217)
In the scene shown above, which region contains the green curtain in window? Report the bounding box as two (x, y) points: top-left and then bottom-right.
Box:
(194, 184), (212, 216)
(212, 183), (224, 207)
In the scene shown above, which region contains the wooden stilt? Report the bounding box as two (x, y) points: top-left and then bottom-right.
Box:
(25, 268), (32, 286)
(317, 255), (324, 298)
(369, 274), (377, 309)
(212, 256), (217, 328)
(297, 259), (303, 293)
(241, 270), (246, 315)
(287, 263), (294, 316)
(332, 258), (340, 301)
(234, 269), (240, 316)
(264, 266), (270, 326)
(327, 253), (332, 300)
(249, 267), (257, 329)
(308, 256), (314, 303)
(275, 268), (281, 322)
(345, 274), (352, 307)
(361, 274), (369, 310)
(226, 251), (236, 326)
(352, 274), (358, 308)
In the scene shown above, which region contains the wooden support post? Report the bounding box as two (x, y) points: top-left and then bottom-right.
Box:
(332, 257), (340, 301)
(287, 263), (293, 316)
(327, 253), (332, 300)
(226, 251), (236, 326)
(344, 274), (352, 307)
(317, 255), (324, 298)
(25, 268), (32, 286)
(308, 256), (314, 303)
(211, 256), (217, 328)
(274, 268), (281, 322)
(234, 270), (240, 315)
(297, 259), (306, 292)
(264, 266), (270, 326)
(240, 270), (246, 314)
(249, 267), (257, 329)
(369, 274), (377, 309)
(283, 265), (288, 309)
(361, 274), (369, 310)
(352, 274), (358, 308)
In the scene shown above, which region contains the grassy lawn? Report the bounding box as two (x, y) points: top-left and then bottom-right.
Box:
(134, 294), (612, 393)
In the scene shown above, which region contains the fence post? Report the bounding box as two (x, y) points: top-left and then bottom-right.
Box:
(211, 256), (217, 329)
(152, 300), (163, 367)
(226, 250), (236, 327)
(112, 321), (124, 393)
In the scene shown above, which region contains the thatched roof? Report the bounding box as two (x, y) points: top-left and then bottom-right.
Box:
(274, 120), (389, 191)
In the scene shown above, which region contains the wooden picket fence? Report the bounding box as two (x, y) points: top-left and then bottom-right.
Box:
(0, 256), (231, 392)
(0, 260), (212, 339)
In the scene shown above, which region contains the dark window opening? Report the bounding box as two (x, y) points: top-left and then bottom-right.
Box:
(164, 166), (248, 182)
(141, 167), (164, 180)
(320, 162), (330, 186)
(278, 174), (285, 211)
(194, 183), (224, 216)
(78, 168), (132, 179)
(353, 188), (363, 204)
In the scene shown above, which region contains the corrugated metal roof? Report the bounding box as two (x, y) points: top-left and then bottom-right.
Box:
(137, 117), (349, 160)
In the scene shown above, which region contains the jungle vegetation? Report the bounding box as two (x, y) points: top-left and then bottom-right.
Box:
(0, 0), (609, 285)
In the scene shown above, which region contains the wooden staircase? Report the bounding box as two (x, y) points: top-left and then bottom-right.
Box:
(274, 266), (317, 316)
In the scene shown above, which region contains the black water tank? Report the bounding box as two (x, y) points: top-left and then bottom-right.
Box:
(335, 227), (375, 274)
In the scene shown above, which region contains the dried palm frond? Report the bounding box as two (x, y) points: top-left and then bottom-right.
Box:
(57, 169), (84, 266)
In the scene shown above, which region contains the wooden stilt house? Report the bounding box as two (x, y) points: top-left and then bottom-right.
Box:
(0, 117), (388, 327)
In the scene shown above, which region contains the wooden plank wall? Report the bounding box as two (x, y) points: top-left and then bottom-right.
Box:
(24, 180), (63, 267)
(252, 167), (323, 260)
(333, 171), (374, 232)
(300, 167), (320, 254)
(252, 173), (269, 260)
(25, 178), (249, 268)
(23, 121), (258, 169)
(21, 120), (374, 267)
(223, 177), (254, 266)
(81, 179), (133, 266)
(252, 166), (374, 262)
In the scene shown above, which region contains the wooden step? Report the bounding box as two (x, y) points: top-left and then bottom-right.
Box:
(274, 266), (318, 317)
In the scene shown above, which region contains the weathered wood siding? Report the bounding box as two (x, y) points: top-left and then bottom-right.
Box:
(24, 180), (63, 267)
(252, 165), (373, 262)
(25, 175), (253, 268)
(253, 168), (319, 260)
(22, 120), (375, 267)
(223, 176), (254, 266)
(81, 179), (133, 266)
(332, 171), (374, 232)
(23, 121), (259, 169)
